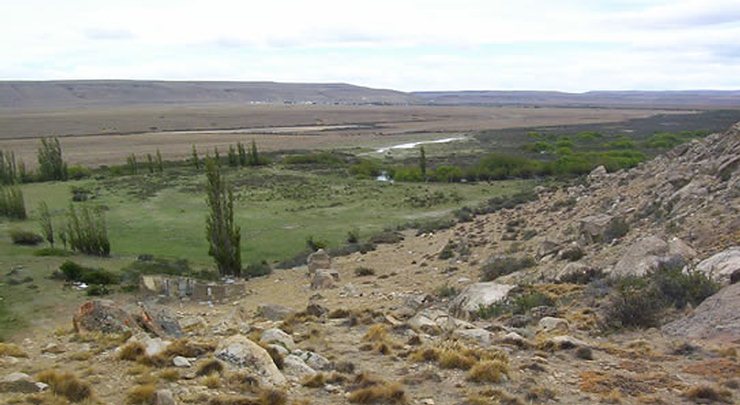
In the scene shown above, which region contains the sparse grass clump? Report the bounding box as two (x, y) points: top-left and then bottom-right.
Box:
(203, 374), (221, 389)
(363, 324), (389, 342)
(467, 360), (510, 383)
(411, 341), (509, 372)
(126, 383), (156, 404)
(348, 380), (407, 404)
(197, 358), (224, 376)
(574, 347), (594, 360)
(0, 342), (28, 357)
(119, 342), (146, 361)
(36, 370), (92, 402)
(480, 255), (535, 281)
(683, 385), (733, 403)
(159, 368), (180, 382)
(354, 267), (376, 277)
(301, 373), (326, 388)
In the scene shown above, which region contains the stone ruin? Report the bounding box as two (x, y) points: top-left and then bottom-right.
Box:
(139, 274), (246, 303)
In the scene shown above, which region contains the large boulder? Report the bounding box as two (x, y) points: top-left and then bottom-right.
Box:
(257, 304), (296, 321)
(137, 305), (183, 338)
(293, 349), (332, 371)
(578, 214), (628, 244)
(0, 372), (44, 394)
(449, 282), (515, 319)
(310, 270), (337, 289)
(611, 236), (696, 278)
(662, 283), (740, 343)
(260, 328), (296, 352)
(695, 247), (740, 285)
(282, 355), (317, 379)
(73, 300), (138, 335)
(307, 249), (331, 274)
(215, 335), (286, 386)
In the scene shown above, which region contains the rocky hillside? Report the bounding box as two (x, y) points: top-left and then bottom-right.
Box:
(1, 124), (738, 404)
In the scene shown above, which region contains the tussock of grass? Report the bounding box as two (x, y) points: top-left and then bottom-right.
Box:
(301, 373), (325, 388)
(0, 342), (28, 357)
(119, 342), (146, 361)
(203, 374), (221, 389)
(363, 324), (388, 342)
(348, 382), (407, 404)
(36, 369), (92, 402)
(439, 350), (477, 370)
(127, 364), (152, 376)
(258, 389), (288, 405)
(197, 359), (224, 376)
(467, 360), (510, 383)
(158, 368), (180, 382)
(683, 385), (733, 403)
(125, 383), (156, 405)
(410, 341), (509, 371)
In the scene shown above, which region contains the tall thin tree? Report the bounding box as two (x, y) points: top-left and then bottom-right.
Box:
(38, 201), (54, 247)
(204, 157), (241, 277)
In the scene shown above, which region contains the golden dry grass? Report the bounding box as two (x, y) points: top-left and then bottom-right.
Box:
(125, 384), (156, 405)
(467, 360), (510, 383)
(36, 369), (93, 402)
(347, 382), (407, 404)
(0, 342), (28, 357)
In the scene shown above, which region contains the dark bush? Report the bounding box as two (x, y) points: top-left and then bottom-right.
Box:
(368, 231), (404, 245)
(9, 229), (43, 246)
(607, 276), (665, 328)
(245, 260), (272, 278)
(306, 236), (328, 251)
(33, 247), (73, 257)
(480, 255), (536, 281)
(354, 267), (376, 277)
(60, 260), (119, 285)
(651, 263), (719, 309)
(87, 284), (111, 296)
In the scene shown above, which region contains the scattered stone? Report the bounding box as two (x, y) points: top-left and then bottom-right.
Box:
(41, 343), (65, 354)
(452, 328), (493, 346)
(140, 336), (171, 357)
(0, 372), (41, 394)
(173, 356), (191, 368)
(538, 317), (569, 333)
(138, 305), (183, 338)
(311, 270), (336, 289)
(695, 247), (740, 285)
(501, 332), (529, 347)
(260, 328), (296, 351)
(662, 283), (740, 342)
(547, 335), (588, 349)
(529, 306), (559, 320)
(293, 349), (332, 371)
(612, 236), (696, 278)
(307, 249), (331, 274)
(554, 262), (596, 284)
(155, 389), (176, 405)
(282, 354), (316, 379)
(340, 283), (362, 297)
(408, 309), (450, 335)
(305, 303), (328, 317)
(215, 335), (286, 386)
(179, 316), (206, 332)
(73, 300), (138, 335)
(578, 214), (621, 244)
(449, 282), (515, 319)
(257, 304), (296, 321)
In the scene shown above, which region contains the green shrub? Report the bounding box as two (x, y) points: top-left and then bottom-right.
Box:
(244, 260), (272, 278)
(651, 263), (719, 309)
(9, 229), (43, 245)
(510, 291), (554, 314)
(67, 165), (92, 180)
(350, 159), (382, 178)
(607, 276), (665, 328)
(0, 186), (27, 219)
(60, 261), (119, 285)
(368, 231), (404, 244)
(87, 284), (111, 296)
(354, 267), (376, 277)
(480, 255), (536, 281)
(33, 247), (72, 257)
(436, 284), (458, 298)
(306, 236), (328, 251)
(284, 152), (345, 166)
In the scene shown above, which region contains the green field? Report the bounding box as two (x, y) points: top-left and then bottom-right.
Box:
(0, 163), (531, 340)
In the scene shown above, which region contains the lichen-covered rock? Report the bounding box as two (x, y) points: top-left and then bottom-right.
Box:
(260, 328), (296, 351)
(612, 236), (695, 278)
(695, 247), (740, 285)
(662, 283), (740, 343)
(215, 334), (286, 386)
(449, 282), (515, 319)
(73, 300), (138, 335)
(310, 270), (336, 289)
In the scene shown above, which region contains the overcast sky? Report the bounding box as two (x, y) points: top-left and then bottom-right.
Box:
(2, 0), (739, 91)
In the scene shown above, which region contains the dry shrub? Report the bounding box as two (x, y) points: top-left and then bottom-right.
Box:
(374, 342), (391, 355)
(363, 324), (389, 342)
(574, 347), (594, 360)
(467, 389), (523, 405)
(259, 343), (285, 369)
(197, 358), (224, 376)
(411, 341), (508, 371)
(335, 361), (356, 374)
(301, 373), (325, 388)
(125, 384), (156, 405)
(226, 372), (261, 393)
(119, 342), (146, 361)
(328, 309), (351, 319)
(348, 382), (407, 404)
(68, 351), (93, 361)
(409, 347), (439, 363)
(209, 396), (261, 405)
(0, 342), (28, 357)
(259, 389), (288, 405)
(467, 360), (509, 383)
(683, 358), (739, 378)
(127, 364), (152, 376)
(36, 370), (92, 402)
(683, 385), (733, 404)
(203, 374), (221, 389)
(158, 368), (180, 382)
(165, 338), (216, 358)
(579, 371), (674, 396)
(439, 350), (477, 370)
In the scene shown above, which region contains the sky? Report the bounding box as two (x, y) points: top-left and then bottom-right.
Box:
(1, 0), (739, 92)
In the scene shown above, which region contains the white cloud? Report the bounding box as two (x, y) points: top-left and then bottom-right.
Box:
(0, 0), (738, 90)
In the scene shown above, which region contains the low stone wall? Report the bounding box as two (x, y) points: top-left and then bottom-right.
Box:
(139, 275), (246, 303)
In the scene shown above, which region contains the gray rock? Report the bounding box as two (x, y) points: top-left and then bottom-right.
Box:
(307, 249), (331, 274)
(554, 262), (595, 284)
(449, 282), (515, 319)
(215, 334), (286, 386)
(538, 317), (569, 333)
(73, 299), (138, 335)
(155, 389), (177, 405)
(548, 335), (588, 349)
(662, 283), (740, 342)
(695, 247), (740, 285)
(257, 304), (296, 321)
(260, 328), (296, 351)
(172, 356), (191, 368)
(407, 309), (450, 335)
(0, 372), (41, 394)
(268, 344), (289, 356)
(282, 354), (317, 379)
(293, 349), (332, 371)
(612, 236), (695, 278)
(452, 328), (493, 346)
(311, 270), (336, 289)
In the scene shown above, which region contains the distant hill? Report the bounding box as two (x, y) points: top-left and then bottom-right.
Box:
(0, 81), (738, 110)
(412, 90), (740, 108)
(0, 80), (418, 109)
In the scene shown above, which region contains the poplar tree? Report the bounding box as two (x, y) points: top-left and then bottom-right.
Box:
(204, 157), (241, 277)
(38, 201), (54, 247)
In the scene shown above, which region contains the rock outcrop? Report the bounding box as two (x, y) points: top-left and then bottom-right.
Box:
(73, 300), (138, 335)
(662, 283), (740, 342)
(449, 282), (515, 319)
(214, 334), (286, 387)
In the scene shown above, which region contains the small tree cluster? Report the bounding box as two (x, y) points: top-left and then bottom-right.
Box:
(205, 157), (241, 277)
(66, 204), (110, 256)
(37, 137), (68, 181)
(191, 145), (200, 169)
(126, 154), (138, 175)
(0, 150), (19, 185)
(144, 149), (164, 174)
(0, 186), (26, 219)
